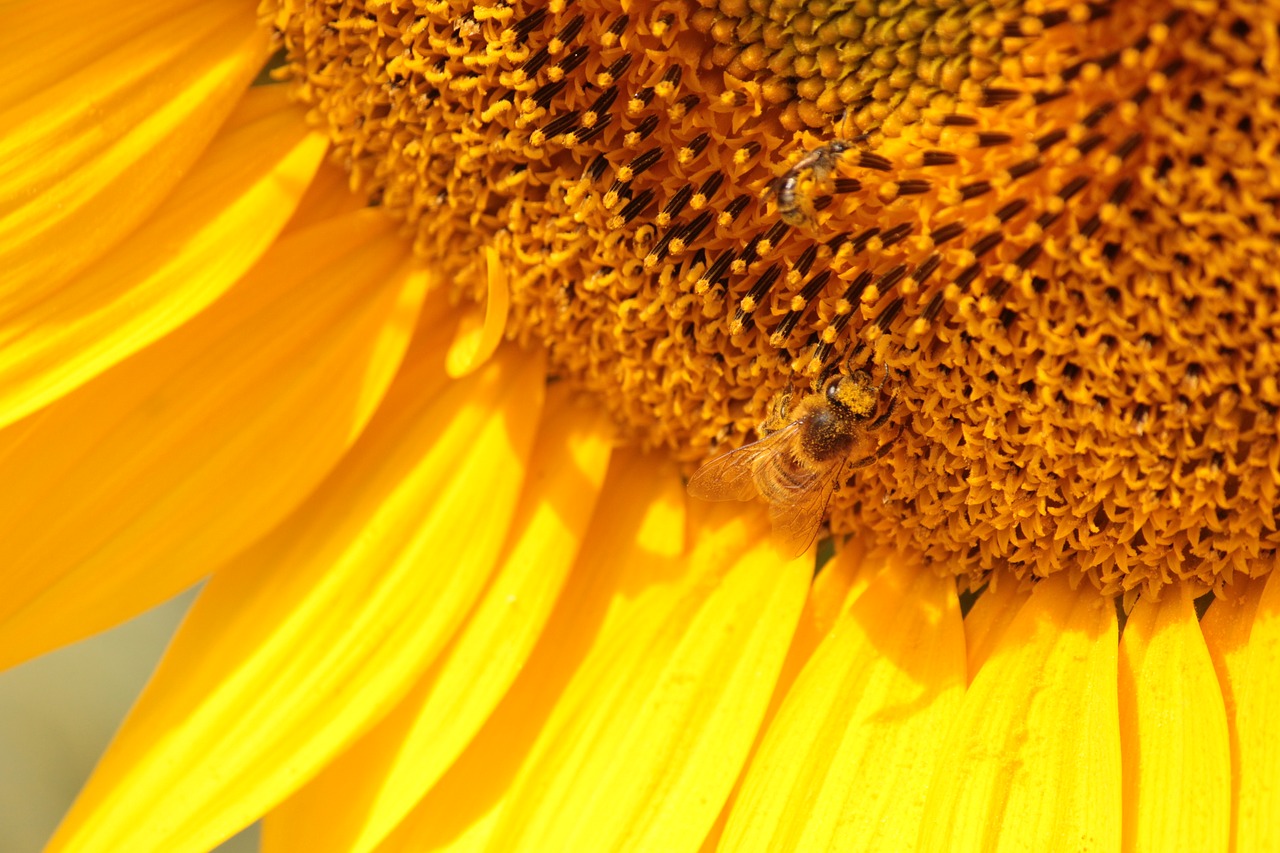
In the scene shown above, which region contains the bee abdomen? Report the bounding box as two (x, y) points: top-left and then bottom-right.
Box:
(755, 451), (817, 494)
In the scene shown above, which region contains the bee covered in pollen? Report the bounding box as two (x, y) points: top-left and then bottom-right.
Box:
(687, 365), (903, 556)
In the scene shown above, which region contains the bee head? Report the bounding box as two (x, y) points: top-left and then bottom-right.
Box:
(826, 370), (879, 419)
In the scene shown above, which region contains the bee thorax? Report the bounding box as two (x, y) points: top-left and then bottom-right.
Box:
(800, 407), (856, 462)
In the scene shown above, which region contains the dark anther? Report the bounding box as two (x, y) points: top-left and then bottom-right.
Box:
(1081, 102), (1116, 128)
(1113, 133), (1143, 161)
(624, 147), (663, 179)
(555, 45), (591, 76)
(601, 54), (632, 81)
(954, 263), (982, 291)
(617, 189), (656, 224)
(982, 88), (1020, 106)
(1014, 244), (1042, 269)
(587, 154), (610, 181)
(511, 8), (548, 42)
(675, 210), (715, 247)
(1057, 175), (1090, 201)
(877, 264), (909, 294)
(995, 199), (1028, 222)
(530, 79), (569, 110)
(931, 222), (966, 245)
(793, 245), (818, 277)
(842, 269), (876, 302)
(722, 194), (751, 222)
(850, 227), (881, 253)
(912, 253), (942, 284)
(1075, 133), (1106, 156)
(539, 110), (581, 139)
(585, 86), (618, 117)
(971, 233), (1003, 257)
(895, 179), (931, 196)
(630, 114), (659, 141)
(661, 183), (694, 218)
(555, 15), (586, 45)
(879, 222), (913, 248)
(855, 151), (893, 171)
(1035, 128), (1068, 152)
(876, 296), (906, 330)
(684, 132), (711, 157)
(922, 150), (959, 167)
(520, 48), (551, 76)
(1006, 159), (1043, 180)
(697, 172), (725, 200)
(703, 250), (736, 286)
(1109, 178), (1133, 205)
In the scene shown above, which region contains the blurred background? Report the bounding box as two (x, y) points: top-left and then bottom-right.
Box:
(0, 588), (259, 852)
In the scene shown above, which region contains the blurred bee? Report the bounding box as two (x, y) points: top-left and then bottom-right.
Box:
(688, 365), (903, 556)
(766, 130), (867, 227)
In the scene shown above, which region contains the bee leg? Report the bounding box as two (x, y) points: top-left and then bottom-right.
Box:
(866, 393), (898, 431)
(844, 423), (904, 482)
(840, 341), (868, 376)
(871, 361), (898, 394)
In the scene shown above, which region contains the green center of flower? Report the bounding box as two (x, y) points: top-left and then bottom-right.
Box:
(261, 0), (1280, 598)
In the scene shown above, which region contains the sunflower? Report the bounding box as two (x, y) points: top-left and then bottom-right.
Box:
(4, 0), (1279, 850)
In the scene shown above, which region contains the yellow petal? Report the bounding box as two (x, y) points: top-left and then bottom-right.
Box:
(809, 538), (872, 637)
(0, 85), (328, 427)
(1118, 588), (1229, 852)
(721, 556), (965, 853)
(266, 383), (615, 853)
(698, 541), (871, 853)
(280, 161), (371, 235)
(962, 578), (1031, 682)
(46, 342), (547, 853)
(769, 542), (870, 702)
(446, 248), (511, 378)
(1203, 571), (1280, 852)
(484, 501), (810, 852)
(0, 211), (425, 670)
(917, 572), (1121, 853)
(362, 450), (688, 853)
(0, 0), (266, 295)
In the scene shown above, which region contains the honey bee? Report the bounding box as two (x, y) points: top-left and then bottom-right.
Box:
(766, 130), (867, 227)
(688, 366), (902, 556)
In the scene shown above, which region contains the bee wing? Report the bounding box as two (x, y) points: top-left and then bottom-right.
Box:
(686, 423), (803, 502)
(765, 464), (841, 558)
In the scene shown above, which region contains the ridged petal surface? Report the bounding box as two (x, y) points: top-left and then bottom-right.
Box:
(961, 579), (1030, 683)
(482, 501), (810, 852)
(1203, 571), (1280, 853)
(1118, 589), (1230, 852)
(917, 573), (1121, 853)
(45, 340), (545, 853)
(265, 384), (615, 853)
(0, 211), (425, 669)
(0, 0), (266, 299)
(0, 86), (327, 426)
(360, 451), (686, 853)
(720, 558), (965, 853)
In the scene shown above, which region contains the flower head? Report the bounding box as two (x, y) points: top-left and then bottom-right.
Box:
(3, 0), (1279, 851)
(269, 0), (1280, 597)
